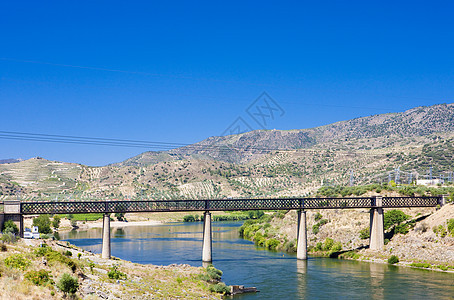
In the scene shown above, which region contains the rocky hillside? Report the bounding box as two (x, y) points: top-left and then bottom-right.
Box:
(119, 103), (454, 165)
(1, 103), (454, 200)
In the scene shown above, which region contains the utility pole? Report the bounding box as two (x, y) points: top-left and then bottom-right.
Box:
(349, 170), (354, 186)
(409, 172), (413, 184)
(429, 166), (433, 181)
(395, 167), (400, 184)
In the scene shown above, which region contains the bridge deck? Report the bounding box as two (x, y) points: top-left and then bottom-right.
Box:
(17, 196), (441, 215)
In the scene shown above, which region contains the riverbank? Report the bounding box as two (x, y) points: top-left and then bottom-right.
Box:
(239, 202), (454, 272)
(0, 238), (227, 299)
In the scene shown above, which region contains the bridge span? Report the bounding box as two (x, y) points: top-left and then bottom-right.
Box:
(0, 195), (446, 262)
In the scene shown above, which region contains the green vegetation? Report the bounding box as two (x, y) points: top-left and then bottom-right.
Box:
(33, 215), (52, 234)
(35, 244), (78, 272)
(447, 219), (454, 236)
(198, 265), (230, 295)
(107, 265), (127, 280)
(359, 228), (370, 239)
(339, 250), (361, 260)
(0, 232), (18, 244)
(209, 282), (230, 294)
(183, 214), (201, 222)
(308, 238), (342, 256)
(25, 269), (54, 286)
(1, 220), (19, 235)
(57, 273), (79, 296)
(183, 211), (265, 222)
(384, 210), (409, 230)
(52, 215), (61, 229)
(64, 213), (104, 221)
(388, 255), (399, 264)
(410, 262), (431, 268)
(115, 212), (125, 221)
(4, 253), (31, 270)
(312, 218), (328, 234)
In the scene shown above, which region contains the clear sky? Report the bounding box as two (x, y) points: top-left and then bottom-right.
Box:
(1, 1), (453, 166)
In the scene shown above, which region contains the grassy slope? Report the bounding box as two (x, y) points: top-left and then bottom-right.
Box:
(0, 239), (223, 299)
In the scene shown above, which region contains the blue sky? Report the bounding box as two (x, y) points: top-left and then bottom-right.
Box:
(1, 1), (453, 166)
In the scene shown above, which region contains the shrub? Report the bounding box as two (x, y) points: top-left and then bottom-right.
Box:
(0, 243), (7, 252)
(107, 266), (127, 280)
(52, 215), (61, 229)
(447, 219), (454, 236)
(53, 231), (60, 240)
(331, 242), (342, 252)
(312, 224), (320, 235)
(57, 273), (79, 296)
(45, 250), (77, 272)
(315, 242), (323, 251)
(115, 212), (125, 221)
(206, 265), (222, 281)
(25, 269), (54, 286)
(359, 228), (370, 239)
(388, 255), (399, 264)
(322, 238), (334, 251)
(183, 215), (196, 222)
(0, 232), (18, 244)
(384, 210), (409, 230)
(4, 254), (31, 270)
(33, 215), (52, 234)
(2, 220), (19, 235)
(63, 250), (72, 257)
(209, 282), (230, 294)
(340, 251), (360, 259)
(438, 225), (447, 238)
(410, 262), (431, 268)
(88, 262), (95, 273)
(314, 212), (323, 221)
(265, 238), (280, 250)
(394, 224), (410, 235)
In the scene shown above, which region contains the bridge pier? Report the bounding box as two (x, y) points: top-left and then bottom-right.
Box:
(1, 201), (24, 238)
(369, 196), (384, 250)
(297, 210), (307, 260)
(202, 211), (212, 262)
(101, 213), (111, 259)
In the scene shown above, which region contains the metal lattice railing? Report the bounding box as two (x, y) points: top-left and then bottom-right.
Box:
(16, 196), (442, 215)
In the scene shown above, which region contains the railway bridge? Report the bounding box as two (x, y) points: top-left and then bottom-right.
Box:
(0, 195), (446, 262)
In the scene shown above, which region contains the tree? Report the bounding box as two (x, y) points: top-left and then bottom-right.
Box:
(2, 220), (19, 235)
(384, 210), (409, 230)
(57, 273), (79, 296)
(115, 213), (125, 221)
(52, 215), (61, 229)
(33, 215), (52, 234)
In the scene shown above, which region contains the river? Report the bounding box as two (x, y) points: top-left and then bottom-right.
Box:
(61, 221), (454, 299)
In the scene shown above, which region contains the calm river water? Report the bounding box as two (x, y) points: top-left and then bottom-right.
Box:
(61, 221), (454, 299)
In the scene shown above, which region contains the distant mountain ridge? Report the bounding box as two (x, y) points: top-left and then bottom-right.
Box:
(119, 103), (454, 166)
(0, 158), (23, 164)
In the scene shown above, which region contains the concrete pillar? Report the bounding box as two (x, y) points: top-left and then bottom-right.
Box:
(202, 211), (212, 262)
(369, 196), (384, 250)
(101, 213), (111, 259)
(297, 210), (307, 260)
(2, 201), (23, 238)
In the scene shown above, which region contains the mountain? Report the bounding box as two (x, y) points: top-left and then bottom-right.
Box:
(118, 103), (454, 166)
(1, 103), (454, 200)
(0, 158), (23, 164)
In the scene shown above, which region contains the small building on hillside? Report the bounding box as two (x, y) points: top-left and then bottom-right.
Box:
(416, 179), (443, 186)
